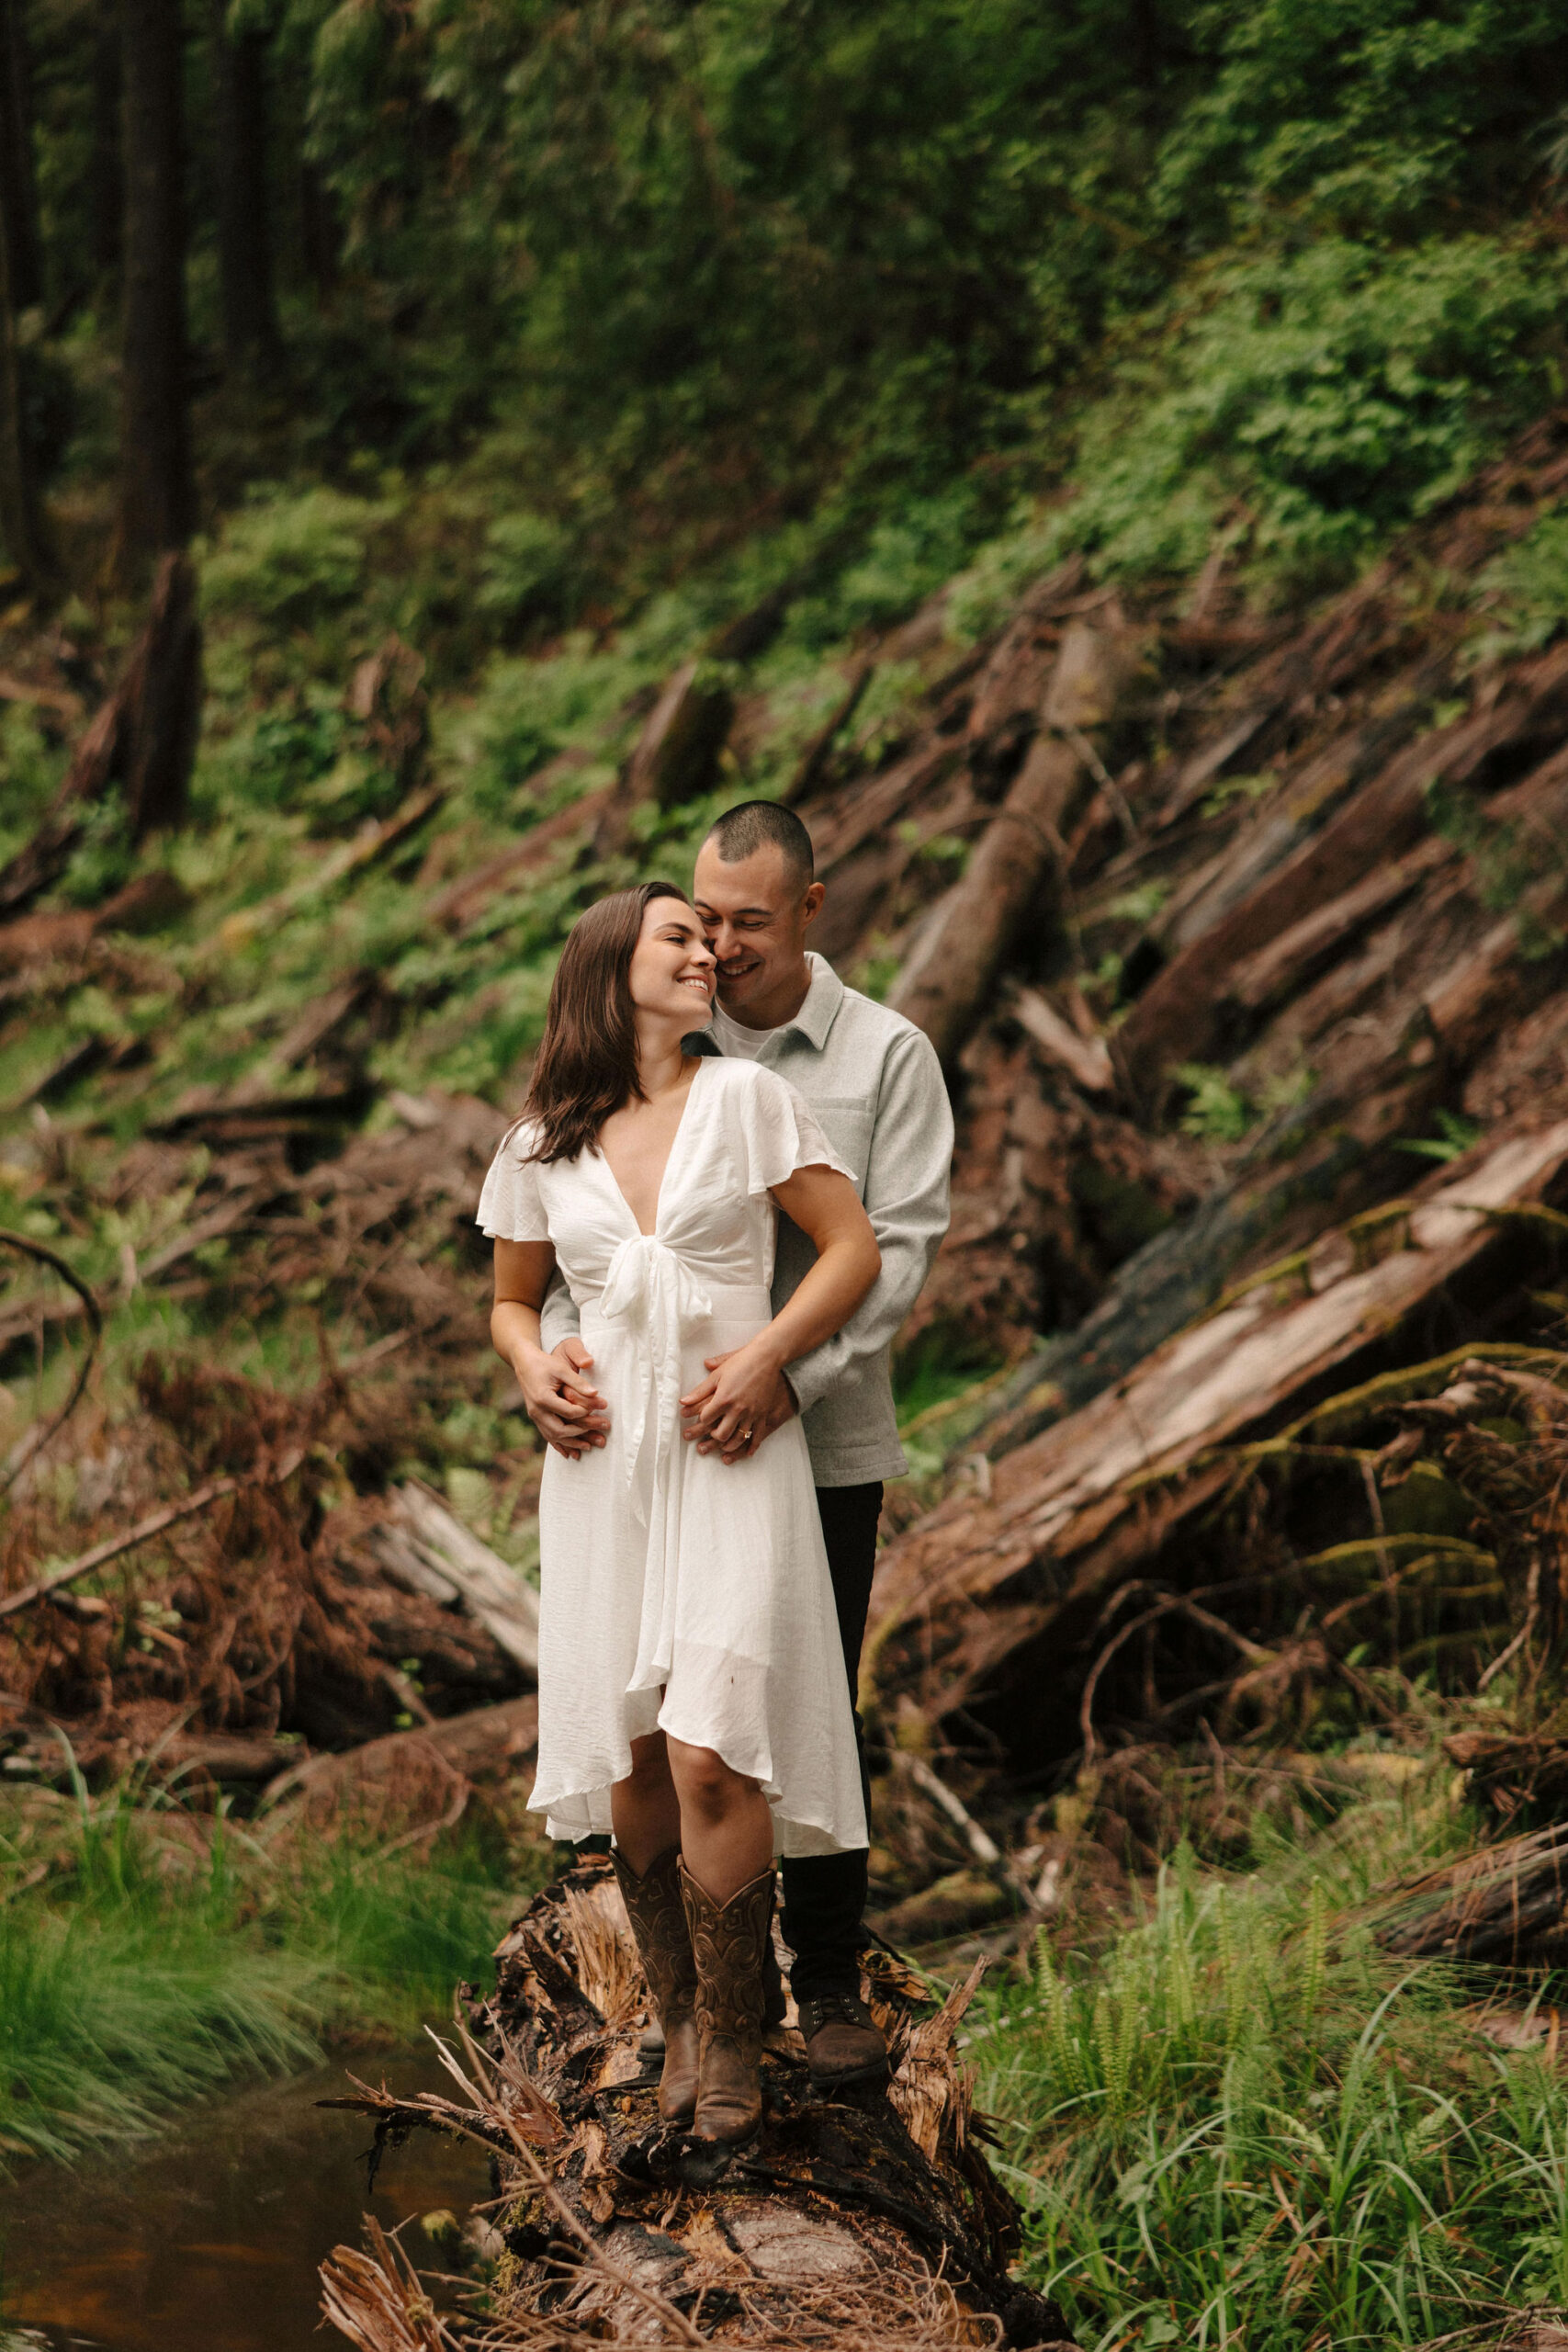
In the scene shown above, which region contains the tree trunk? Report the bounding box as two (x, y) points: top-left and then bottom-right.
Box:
(890, 622), (1137, 1069)
(0, 0), (42, 313)
(120, 547), (202, 838)
(0, 114), (47, 593)
(321, 1856), (1077, 2350)
(209, 0), (280, 376)
(0, 548), (202, 914)
(118, 0), (194, 577)
(90, 1), (123, 292)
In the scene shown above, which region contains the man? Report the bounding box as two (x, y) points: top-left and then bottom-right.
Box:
(519, 800), (953, 2086)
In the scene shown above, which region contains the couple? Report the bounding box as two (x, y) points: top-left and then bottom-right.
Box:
(479, 799), (952, 2156)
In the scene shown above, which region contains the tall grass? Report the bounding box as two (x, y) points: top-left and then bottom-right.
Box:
(979, 1782), (1568, 2350)
(0, 1777), (542, 2164)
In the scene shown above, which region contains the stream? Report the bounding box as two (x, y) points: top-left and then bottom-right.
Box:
(0, 2049), (492, 2352)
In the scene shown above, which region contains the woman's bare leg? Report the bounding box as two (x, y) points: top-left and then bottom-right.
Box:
(611, 1730), (682, 1872)
(664, 1736), (773, 1901)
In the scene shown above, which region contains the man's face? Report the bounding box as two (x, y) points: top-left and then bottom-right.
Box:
(691, 842), (824, 1021)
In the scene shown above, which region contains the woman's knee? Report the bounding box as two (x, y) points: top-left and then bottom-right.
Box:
(666, 1738), (754, 1815)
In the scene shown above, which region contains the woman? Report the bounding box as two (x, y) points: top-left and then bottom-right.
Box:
(479, 881), (879, 2155)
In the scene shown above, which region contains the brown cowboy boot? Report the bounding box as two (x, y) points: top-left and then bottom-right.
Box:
(680, 1859), (774, 2149)
(612, 1846), (700, 2126)
(638, 1933), (786, 2060)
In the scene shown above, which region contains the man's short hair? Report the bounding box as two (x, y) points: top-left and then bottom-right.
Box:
(703, 800), (815, 890)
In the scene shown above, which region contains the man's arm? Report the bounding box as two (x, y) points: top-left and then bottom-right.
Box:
(785, 1025), (953, 1417)
(538, 1265), (581, 1354)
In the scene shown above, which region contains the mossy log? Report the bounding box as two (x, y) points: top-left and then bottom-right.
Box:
(319, 1854), (1075, 2350)
(863, 1122), (1568, 1769)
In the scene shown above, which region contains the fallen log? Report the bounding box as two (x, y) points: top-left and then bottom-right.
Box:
(595, 660), (735, 857)
(1121, 639), (1568, 1094)
(319, 1854), (1076, 2349)
(373, 1480), (540, 1675)
(891, 622), (1139, 1069)
(264, 1690), (539, 1815)
(1377, 1824), (1568, 1964)
(865, 1121), (1568, 1758)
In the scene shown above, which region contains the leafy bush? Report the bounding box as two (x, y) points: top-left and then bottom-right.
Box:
(0, 706), (67, 866)
(477, 512), (574, 632)
(201, 488), (391, 634)
(457, 639), (646, 820)
(1472, 508), (1568, 661)
(1054, 235), (1568, 592)
(1154, 0), (1568, 243)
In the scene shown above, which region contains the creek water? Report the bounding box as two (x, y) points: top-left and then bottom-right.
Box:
(0, 2049), (493, 2352)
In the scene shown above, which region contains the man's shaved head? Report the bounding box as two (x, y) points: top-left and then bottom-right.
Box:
(703, 801), (814, 893)
(693, 800), (824, 1029)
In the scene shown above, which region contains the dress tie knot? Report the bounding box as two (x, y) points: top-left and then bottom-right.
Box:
(598, 1233), (713, 1524)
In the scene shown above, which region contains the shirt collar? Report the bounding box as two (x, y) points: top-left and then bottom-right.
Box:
(682, 953), (843, 1057)
(787, 952), (843, 1050)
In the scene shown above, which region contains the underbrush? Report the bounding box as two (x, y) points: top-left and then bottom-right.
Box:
(0, 1773), (548, 2165)
(981, 1772), (1568, 2350)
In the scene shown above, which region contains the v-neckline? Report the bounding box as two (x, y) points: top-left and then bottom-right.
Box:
(601, 1057), (706, 1237)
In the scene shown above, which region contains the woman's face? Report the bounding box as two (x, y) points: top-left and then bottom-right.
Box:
(627, 897), (716, 1029)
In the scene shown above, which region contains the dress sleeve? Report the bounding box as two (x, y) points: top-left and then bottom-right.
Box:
(739, 1067), (853, 1197)
(476, 1125), (552, 1241)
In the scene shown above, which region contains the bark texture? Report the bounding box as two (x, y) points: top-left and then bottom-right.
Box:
(118, 0), (194, 572)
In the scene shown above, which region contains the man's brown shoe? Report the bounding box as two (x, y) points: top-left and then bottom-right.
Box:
(612, 1846), (700, 2126)
(798, 1991), (889, 2089)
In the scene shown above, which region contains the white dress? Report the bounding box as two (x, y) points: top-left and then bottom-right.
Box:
(476, 1056), (868, 1859)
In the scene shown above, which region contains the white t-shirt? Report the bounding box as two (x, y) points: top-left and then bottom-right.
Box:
(708, 1001), (773, 1060)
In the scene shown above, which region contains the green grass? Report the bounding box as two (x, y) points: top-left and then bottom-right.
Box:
(0, 1772), (547, 2165)
(977, 1773), (1568, 2350)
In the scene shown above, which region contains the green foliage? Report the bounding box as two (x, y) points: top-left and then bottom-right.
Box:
(54, 789), (134, 909)
(1472, 508), (1568, 661)
(477, 512), (575, 634)
(983, 1789), (1568, 2346)
(1175, 1061), (1255, 1143)
(1395, 1110), (1485, 1164)
(0, 707), (68, 868)
(1153, 0), (1568, 242)
(457, 639), (645, 821)
(1055, 236), (1568, 592)
(200, 488), (392, 636)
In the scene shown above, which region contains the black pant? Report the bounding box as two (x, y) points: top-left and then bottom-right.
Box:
(778, 1481), (882, 1999)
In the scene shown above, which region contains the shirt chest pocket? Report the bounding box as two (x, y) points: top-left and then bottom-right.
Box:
(809, 1098), (875, 1193)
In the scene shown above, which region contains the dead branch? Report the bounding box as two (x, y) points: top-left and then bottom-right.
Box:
(0, 1226), (103, 1490)
(0, 1443), (306, 1621)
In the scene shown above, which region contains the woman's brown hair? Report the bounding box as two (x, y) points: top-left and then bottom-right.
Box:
(518, 881), (693, 1165)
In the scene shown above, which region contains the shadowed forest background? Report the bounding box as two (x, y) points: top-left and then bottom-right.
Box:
(10, 6), (1568, 2349)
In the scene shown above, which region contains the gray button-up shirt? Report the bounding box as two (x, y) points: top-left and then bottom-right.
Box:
(538, 953), (953, 1487)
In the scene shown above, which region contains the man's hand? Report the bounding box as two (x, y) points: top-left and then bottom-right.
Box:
(516, 1337), (609, 1459)
(680, 1349), (797, 1464)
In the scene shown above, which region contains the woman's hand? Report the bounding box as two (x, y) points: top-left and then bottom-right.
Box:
(680, 1336), (794, 1462)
